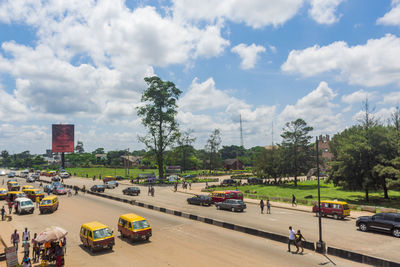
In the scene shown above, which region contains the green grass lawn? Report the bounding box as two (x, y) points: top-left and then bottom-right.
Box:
(65, 167), (157, 179)
(210, 180), (400, 209)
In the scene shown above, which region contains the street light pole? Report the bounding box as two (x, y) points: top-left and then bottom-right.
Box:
(316, 136), (326, 253)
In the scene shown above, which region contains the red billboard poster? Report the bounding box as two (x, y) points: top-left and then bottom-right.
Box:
(52, 124), (74, 152)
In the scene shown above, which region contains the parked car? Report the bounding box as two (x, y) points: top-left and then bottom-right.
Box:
(0, 170), (6, 176)
(51, 176), (61, 182)
(115, 176), (124, 181)
(31, 174), (39, 180)
(187, 195), (213, 206)
(26, 176), (36, 183)
(215, 199), (246, 212)
(312, 200), (350, 220)
(59, 172), (70, 178)
(104, 181), (116, 189)
(221, 179), (236, 186)
(8, 172), (15, 178)
(20, 170), (29, 178)
(107, 180), (118, 187)
(122, 187), (140, 196)
(44, 184), (55, 193)
(53, 186), (67, 195)
(247, 177), (263, 184)
(14, 197), (34, 214)
(356, 213), (400, 238)
(90, 185), (105, 193)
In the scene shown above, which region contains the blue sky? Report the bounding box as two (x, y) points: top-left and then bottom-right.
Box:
(0, 0), (400, 154)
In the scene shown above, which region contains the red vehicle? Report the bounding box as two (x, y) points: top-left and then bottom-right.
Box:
(211, 190), (243, 203)
(103, 176), (116, 183)
(312, 200), (350, 220)
(53, 186), (67, 195)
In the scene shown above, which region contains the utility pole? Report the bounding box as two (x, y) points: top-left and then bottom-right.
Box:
(316, 136), (326, 253)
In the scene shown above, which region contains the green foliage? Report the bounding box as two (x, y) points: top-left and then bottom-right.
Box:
(205, 129), (222, 172)
(280, 118), (314, 186)
(137, 76), (182, 179)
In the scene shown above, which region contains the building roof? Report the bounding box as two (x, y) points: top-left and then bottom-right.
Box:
(224, 158), (242, 165)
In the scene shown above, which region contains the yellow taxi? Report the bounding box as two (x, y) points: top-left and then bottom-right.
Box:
(7, 181), (20, 191)
(6, 191), (26, 202)
(23, 188), (45, 202)
(39, 196), (59, 214)
(80, 222), (114, 252)
(0, 188), (7, 200)
(22, 185), (34, 190)
(118, 213), (152, 241)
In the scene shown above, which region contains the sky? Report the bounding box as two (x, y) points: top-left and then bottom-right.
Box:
(0, 0), (400, 154)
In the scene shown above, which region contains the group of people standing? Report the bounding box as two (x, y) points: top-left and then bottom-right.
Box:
(259, 199), (271, 214)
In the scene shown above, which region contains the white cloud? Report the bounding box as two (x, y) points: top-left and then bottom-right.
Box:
(382, 91), (400, 104)
(0, 85), (29, 122)
(308, 0), (344, 24)
(341, 89), (375, 104)
(282, 34), (400, 87)
(231, 43), (266, 70)
(277, 81), (341, 134)
(172, 0), (305, 28)
(377, 0), (400, 26)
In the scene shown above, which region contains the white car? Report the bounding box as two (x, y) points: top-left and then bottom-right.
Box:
(104, 181), (116, 189)
(0, 170), (6, 176)
(15, 197), (34, 214)
(59, 172), (70, 178)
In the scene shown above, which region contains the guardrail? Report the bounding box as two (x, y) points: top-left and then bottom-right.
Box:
(36, 179), (399, 266)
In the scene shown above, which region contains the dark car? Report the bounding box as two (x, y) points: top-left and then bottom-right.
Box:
(8, 172), (15, 178)
(356, 213), (400, 238)
(44, 184), (55, 193)
(215, 199), (246, 212)
(247, 177), (263, 184)
(221, 179), (236, 186)
(115, 176), (124, 181)
(122, 187), (140, 196)
(187, 195), (213, 206)
(51, 176), (61, 182)
(31, 174), (39, 180)
(90, 185), (105, 193)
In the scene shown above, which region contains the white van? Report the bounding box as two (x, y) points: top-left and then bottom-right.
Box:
(15, 197), (34, 214)
(20, 170), (29, 178)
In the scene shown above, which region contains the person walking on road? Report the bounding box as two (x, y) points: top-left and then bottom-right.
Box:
(1, 206), (5, 221)
(259, 199), (264, 214)
(266, 199), (271, 214)
(295, 230), (306, 254)
(22, 237), (30, 257)
(148, 186), (151, 196)
(11, 229), (20, 252)
(8, 201), (13, 214)
(151, 186), (155, 197)
(287, 226), (298, 252)
(292, 194), (297, 207)
(22, 227), (30, 241)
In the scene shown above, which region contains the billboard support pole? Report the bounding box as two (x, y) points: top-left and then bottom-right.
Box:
(61, 152), (65, 169)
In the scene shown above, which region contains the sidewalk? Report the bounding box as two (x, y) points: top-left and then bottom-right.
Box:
(176, 185), (375, 220)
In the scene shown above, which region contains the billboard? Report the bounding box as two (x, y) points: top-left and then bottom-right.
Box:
(52, 124), (74, 152)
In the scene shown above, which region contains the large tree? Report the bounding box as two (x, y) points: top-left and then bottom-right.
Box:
(205, 129), (222, 173)
(177, 129), (196, 171)
(137, 76), (182, 179)
(280, 118), (314, 186)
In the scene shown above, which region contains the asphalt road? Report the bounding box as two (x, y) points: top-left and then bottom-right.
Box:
(28, 174), (400, 263)
(0, 178), (364, 267)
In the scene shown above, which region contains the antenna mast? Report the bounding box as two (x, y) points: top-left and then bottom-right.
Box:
(240, 114), (244, 148)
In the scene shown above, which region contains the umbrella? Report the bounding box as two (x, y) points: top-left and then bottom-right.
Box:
(35, 226), (68, 243)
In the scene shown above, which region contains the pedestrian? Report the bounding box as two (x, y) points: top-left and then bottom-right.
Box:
(22, 237), (30, 257)
(35, 196), (40, 208)
(82, 185), (86, 194)
(189, 182), (192, 190)
(295, 230), (306, 254)
(151, 186), (154, 197)
(287, 226), (298, 252)
(8, 201), (13, 214)
(148, 186), (151, 196)
(266, 199), (271, 214)
(11, 229), (19, 252)
(205, 181), (208, 189)
(259, 199), (264, 214)
(68, 189), (72, 197)
(21, 254), (32, 267)
(292, 194), (297, 207)
(32, 233), (39, 263)
(22, 227), (30, 241)
(1, 206), (5, 221)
